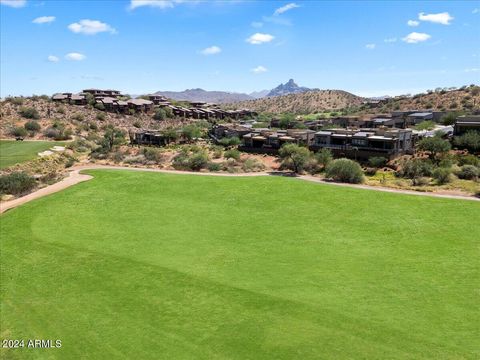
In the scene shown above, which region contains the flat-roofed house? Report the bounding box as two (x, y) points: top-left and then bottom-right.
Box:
(311, 128), (413, 159)
(97, 97), (118, 111)
(407, 112), (433, 125)
(454, 115), (480, 135)
(241, 129), (316, 152)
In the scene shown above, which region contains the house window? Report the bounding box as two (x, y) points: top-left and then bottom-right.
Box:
(352, 138), (367, 146)
(316, 136), (328, 145)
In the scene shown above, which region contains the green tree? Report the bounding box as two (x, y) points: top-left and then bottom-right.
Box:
(153, 108), (167, 121)
(315, 148), (333, 169)
(182, 125), (203, 142)
(18, 106), (39, 119)
(279, 113), (295, 129)
(279, 143), (312, 173)
(417, 136), (451, 162)
(24, 120), (41, 132)
(325, 158), (364, 184)
(398, 158), (433, 185)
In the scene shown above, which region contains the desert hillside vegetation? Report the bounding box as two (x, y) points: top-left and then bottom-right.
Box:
(224, 90), (364, 114)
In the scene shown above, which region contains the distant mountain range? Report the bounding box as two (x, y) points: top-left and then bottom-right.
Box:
(153, 88), (253, 104)
(153, 79), (315, 104)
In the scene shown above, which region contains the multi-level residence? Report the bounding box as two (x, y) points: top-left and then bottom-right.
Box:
(242, 129), (316, 152)
(311, 128), (413, 159)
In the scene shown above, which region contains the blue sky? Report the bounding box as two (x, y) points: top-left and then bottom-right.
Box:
(1, 0), (479, 97)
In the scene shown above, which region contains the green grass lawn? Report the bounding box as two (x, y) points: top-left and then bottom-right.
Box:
(0, 140), (65, 169)
(1, 170), (479, 359)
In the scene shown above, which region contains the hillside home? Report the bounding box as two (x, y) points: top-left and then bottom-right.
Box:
(242, 129), (316, 152)
(148, 94), (168, 104)
(127, 99), (154, 112)
(454, 115), (480, 135)
(311, 128), (413, 159)
(406, 112), (433, 125)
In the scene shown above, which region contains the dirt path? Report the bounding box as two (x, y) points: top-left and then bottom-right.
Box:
(1, 165), (478, 214)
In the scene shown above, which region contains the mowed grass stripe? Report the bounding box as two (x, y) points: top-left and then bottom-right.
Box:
(1, 170), (479, 359)
(0, 140), (65, 169)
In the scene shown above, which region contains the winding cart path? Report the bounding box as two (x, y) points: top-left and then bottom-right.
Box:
(1, 164), (478, 214)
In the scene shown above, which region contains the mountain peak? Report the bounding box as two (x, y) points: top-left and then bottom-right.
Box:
(267, 79), (311, 97)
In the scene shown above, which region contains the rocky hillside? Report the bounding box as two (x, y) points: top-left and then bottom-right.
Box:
(154, 88), (254, 104)
(224, 90), (364, 114)
(0, 98), (190, 141)
(360, 86), (480, 114)
(266, 79), (312, 97)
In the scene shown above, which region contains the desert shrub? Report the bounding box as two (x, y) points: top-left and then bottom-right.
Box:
(218, 137), (241, 147)
(44, 126), (72, 140)
(153, 108), (167, 121)
(7, 97), (24, 106)
(71, 112), (85, 121)
(133, 121), (142, 128)
(325, 158), (364, 184)
(456, 165), (479, 180)
(224, 149), (240, 161)
(242, 158), (265, 172)
(188, 151), (209, 170)
(207, 162), (222, 172)
(172, 149), (209, 171)
(56, 106), (65, 114)
(89, 122), (98, 131)
(67, 138), (95, 153)
(65, 157), (76, 168)
(456, 154), (480, 167)
(111, 151), (125, 163)
(123, 155), (146, 164)
(18, 106), (39, 119)
(96, 112), (106, 121)
(211, 145), (223, 159)
(454, 131), (480, 153)
(94, 103), (105, 111)
(143, 148), (164, 164)
(315, 148), (333, 169)
(0, 172), (36, 195)
(398, 158), (433, 185)
(414, 177), (430, 186)
(432, 167), (452, 184)
(279, 143), (312, 173)
(24, 120), (41, 132)
(10, 127), (28, 137)
(369, 156), (387, 168)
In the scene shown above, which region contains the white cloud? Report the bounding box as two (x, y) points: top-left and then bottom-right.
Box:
(246, 33), (274, 45)
(402, 32), (431, 44)
(32, 15), (55, 24)
(407, 20), (419, 27)
(47, 55), (59, 62)
(465, 68), (479, 73)
(473, 8), (479, 14)
(200, 45), (221, 55)
(251, 21), (263, 28)
(418, 12), (454, 25)
(0, 0), (26, 8)
(365, 43), (376, 49)
(251, 65), (267, 74)
(129, 0), (188, 10)
(68, 19), (116, 35)
(273, 2), (299, 16)
(65, 52), (86, 61)
(384, 37), (397, 43)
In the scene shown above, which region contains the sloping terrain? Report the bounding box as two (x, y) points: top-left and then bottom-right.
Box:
(1, 170), (479, 359)
(224, 90), (364, 113)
